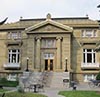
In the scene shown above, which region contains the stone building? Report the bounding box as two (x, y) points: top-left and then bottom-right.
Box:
(0, 14), (100, 82)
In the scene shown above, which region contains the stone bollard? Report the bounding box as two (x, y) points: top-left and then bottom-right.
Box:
(73, 84), (77, 90)
(71, 81), (77, 90)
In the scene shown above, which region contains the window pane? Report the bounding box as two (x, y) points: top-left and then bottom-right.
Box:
(82, 30), (84, 37)
(44, 53), (54, 59)
(86, 32), (92, 37)
(94, 30), (96, 37)
(83, 49), (95, 63)
(9, 54), (10, 63)
(93, 53), (95, 63)
(8, 32), (11, 39)
(8, 49), (20, 63)
(83, 49), (85, 52)
(48, 54), (50, 58)
(18, 54), (19, 63)
(12, 32), (17, 39)
(18, 32), (21, 38)
(83, 53), (85, 63)
(42, 39), (55, 48)
(12, 54), (16, 63)
(8, 31), (21, 39)
(82, 30), (96, 37)
(12, 50), (16, 52)
(84, 74), (96, 82)
(87, 53), (92, 63)
(87, 49), (92, 52)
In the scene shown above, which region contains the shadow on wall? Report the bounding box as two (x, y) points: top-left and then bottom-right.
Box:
(71, 37), (81, 82)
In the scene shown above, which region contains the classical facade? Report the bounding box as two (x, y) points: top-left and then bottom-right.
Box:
(0, 14), (100, 82)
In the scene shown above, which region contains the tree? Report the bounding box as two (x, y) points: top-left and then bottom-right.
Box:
(97, 5), (100, 8)
(96, 72), (100, 80)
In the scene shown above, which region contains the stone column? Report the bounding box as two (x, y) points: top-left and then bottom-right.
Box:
(36, 37), (41, 70)
(56, 37), (62, 70)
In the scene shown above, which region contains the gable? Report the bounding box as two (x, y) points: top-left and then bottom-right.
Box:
(30, 24), (71, 32)
(26, 18), (73, 33)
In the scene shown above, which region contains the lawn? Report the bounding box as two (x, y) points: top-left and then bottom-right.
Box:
(0, 92), (47, 97)
(0, 88), (8, 92)
(59, 91), (100, 97)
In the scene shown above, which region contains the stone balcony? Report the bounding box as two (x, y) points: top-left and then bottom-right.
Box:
(4, 63), (21, 70)
(81, 62), (100, 69)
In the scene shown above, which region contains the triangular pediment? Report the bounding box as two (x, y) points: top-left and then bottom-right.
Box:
(26, 19), (73, 33)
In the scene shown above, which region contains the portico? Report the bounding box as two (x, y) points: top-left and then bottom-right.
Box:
(26, 14), (73, 72)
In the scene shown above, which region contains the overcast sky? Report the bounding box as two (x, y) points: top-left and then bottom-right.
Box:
(0, 0), (100, 23)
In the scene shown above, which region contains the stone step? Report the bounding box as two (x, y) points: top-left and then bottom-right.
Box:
(50, 72), (70, 88)
(20, 71), (70, 88)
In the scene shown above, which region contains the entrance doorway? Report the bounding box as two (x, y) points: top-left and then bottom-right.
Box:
(45, 59), (53, 71)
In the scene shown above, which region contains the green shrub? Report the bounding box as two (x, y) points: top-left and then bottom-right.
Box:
(4, 92), (47, 97)
(17, 85), (24, 93)
(0, 77), (19, 87)
(0, 77), (7, 82)
(96, 72), (100, 80)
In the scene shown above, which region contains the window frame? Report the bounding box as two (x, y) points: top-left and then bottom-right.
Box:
(82, 29), (97, 37)
(42, 39), (56, 48)
(83, 49), (96, 63)
(8, 31), (21, 39)
(44, 53), (54, 59)
(83, 74), (96, 82)
(8, 49), (20, 63)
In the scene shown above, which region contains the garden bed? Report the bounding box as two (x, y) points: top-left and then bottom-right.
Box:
(0, 78), (19, 87)
(0, 92), (47, 97)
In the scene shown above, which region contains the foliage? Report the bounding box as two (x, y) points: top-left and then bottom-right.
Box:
(3, 92), (47, 97)
(0, 77), (19, 87)
(0, 89), (8, 93)
(59, 91), (100, 97)
(96, 72), (100, 80)
(17, 85), (24, 93)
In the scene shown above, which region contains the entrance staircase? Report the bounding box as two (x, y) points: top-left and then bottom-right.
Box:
(50, 72), (70, 88)
(19, 71), (70, 89)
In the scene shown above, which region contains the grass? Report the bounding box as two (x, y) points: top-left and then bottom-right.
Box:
(0, 89), (8, 92)
(59, 91), (100, 97)
(0, 92), (47, 97)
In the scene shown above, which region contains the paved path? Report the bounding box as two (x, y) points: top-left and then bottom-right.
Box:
(40, 83), (100, 97)
(76, 83), (100, 91)
(40, 88), (65, 97)
(3, 83), (100, 97)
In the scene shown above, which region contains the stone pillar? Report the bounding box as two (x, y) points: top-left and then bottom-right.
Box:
(27, 38), (35, 70)
(56, 37), (62, 70)
(32, 38), (35, 69)
(36, 37), (41, 70)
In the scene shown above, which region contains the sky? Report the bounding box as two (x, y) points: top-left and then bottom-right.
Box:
(0, 0), (100, 23)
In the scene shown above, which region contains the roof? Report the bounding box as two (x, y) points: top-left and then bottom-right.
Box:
(0, 22), (25, 31)
(26, 17), (73, 33)
(20, 17), (89, 21)
(0, 14), (99, 31)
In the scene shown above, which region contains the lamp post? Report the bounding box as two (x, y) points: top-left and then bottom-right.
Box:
(65, 57), (68, 72)
(25, 57), (29, 71)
